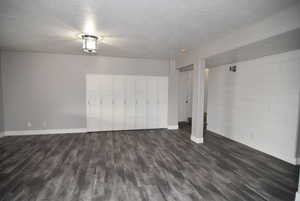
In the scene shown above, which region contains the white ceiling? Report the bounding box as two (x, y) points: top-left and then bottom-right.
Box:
(0, 0), (297, 59)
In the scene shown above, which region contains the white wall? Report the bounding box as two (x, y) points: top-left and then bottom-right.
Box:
(1, 51), (170, 132)
(207, 50), (300, 164)
(175, 2), (300, 162)
(172, 2), (300, 124)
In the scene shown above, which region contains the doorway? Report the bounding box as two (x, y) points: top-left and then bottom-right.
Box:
(178, 65), (193, 129)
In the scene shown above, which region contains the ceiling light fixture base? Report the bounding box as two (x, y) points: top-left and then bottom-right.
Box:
(79, 34), (103, 55)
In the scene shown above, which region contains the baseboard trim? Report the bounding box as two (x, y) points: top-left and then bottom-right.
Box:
(5, 128), (88, 136)
(191, 136), (203, 144)
(296, 158), (300, 165)
(168, 125), (178, 130)
(0, 132), (4, 138)
(207, 129), (297, 165)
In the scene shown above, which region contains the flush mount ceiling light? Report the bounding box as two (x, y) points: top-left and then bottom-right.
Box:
(79, 34), (103, 54)
(180, 48), (187, 53)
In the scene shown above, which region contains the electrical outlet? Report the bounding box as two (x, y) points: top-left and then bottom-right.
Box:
(27, 122), (32, 128)
(42, 121), (47, 128)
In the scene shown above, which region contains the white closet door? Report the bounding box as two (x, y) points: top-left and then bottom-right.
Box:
(125, 76), (136, 130)
(158, 77), (168, 128)
(146, 77), (158, 128)
(112, 75), (125, 130)
(86, 75), (101, 131)
(87, 74), (168, 131)
(99, 75), (113, 131)
(135, 76), (146, 129)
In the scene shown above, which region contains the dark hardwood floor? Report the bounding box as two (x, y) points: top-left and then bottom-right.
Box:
(0, 128), (298, 201)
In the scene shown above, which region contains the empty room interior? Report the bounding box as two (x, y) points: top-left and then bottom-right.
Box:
(1, 0), (300, 201)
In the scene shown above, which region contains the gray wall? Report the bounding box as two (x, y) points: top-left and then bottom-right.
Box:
(0, 52), (4, 135)
(2, 51), (170, 131)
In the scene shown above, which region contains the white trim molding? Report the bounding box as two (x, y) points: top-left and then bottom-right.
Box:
(0, 132), (4, 138)
(191, 135), (203, 144)
(191, 59), (205, 142)
(168, 125), (178, 130)
(5, 128), (88, 136)
(296, 157), (300, 165)
(208, 129), (297, 165)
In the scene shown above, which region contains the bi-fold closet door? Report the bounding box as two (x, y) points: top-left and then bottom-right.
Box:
(86, 74), (168, 131)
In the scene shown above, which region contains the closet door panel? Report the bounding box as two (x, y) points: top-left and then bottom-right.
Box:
(158, 77), (168, 128)
(99, 75), (113, 131)
(125, 76), (136, 130)
(146, 77), (158, 128)
(87, 74), (168, 131)
(112, 75), (125, 130)
(86, 75), (101, 131)
(135, 77), (146, 129)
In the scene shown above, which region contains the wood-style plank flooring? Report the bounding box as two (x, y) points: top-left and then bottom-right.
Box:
(0, 128), (298, 201)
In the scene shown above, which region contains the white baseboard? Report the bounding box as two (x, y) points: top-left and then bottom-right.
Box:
(168, 125), (178, 130)
(296, 158), (300, 165)
(208, 128), (297, 165)
(191, 135), (203, 144)
(0, 132), (4, 138)
(4, 128), (88, 136)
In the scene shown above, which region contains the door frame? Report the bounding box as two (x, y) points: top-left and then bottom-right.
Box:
(177, 64), (194, 122)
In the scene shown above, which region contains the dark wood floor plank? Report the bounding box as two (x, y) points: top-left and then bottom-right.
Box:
(0, 128), (298, 201)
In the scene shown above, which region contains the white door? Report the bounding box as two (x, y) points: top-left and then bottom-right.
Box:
(99, 75), (113, 131)
(135, 77), (146, 129)
(87, 74), (168, 131)
(146, 77), (158, 128)
(86, 75), (101, 131)
(112, 75), (125, 130)
(158, 77), (168, 128)
(125, 76), (136, 130)
(178, 71), (193, 122)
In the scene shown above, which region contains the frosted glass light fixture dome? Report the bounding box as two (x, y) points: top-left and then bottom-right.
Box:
(81, 34), (99, 54)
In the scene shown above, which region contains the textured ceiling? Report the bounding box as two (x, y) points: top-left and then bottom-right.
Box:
(0, 0), (297, 59)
